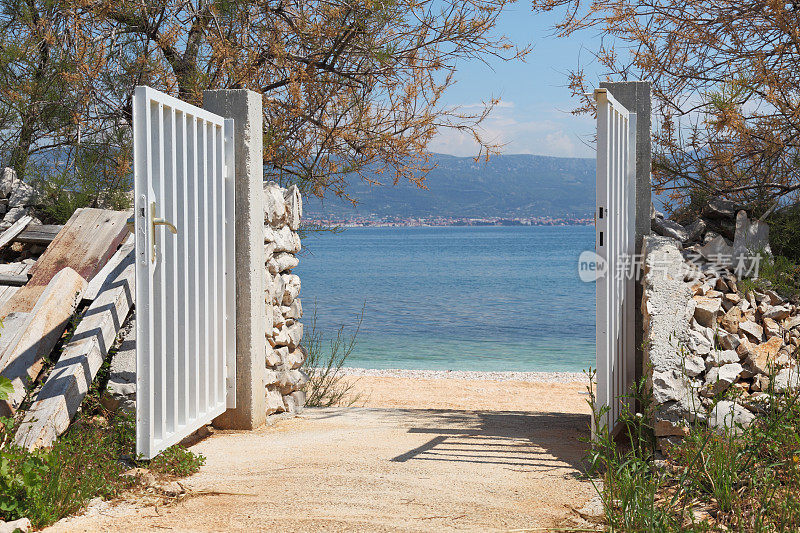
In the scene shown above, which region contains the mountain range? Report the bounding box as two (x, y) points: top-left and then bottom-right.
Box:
(304, 153), (596, 219)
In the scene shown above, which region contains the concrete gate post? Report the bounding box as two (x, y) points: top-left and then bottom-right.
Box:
(599, 81), (652, 384)
(203, 89), (267, 429)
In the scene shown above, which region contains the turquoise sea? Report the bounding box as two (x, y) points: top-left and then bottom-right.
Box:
(295, 226), (595, 372)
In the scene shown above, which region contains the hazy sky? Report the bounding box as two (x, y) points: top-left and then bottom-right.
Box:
(428, 3), (605, 159)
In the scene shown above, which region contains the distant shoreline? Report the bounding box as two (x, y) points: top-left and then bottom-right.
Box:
(336, 367), (588, 383)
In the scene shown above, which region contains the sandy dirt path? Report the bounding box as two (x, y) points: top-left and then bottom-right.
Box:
(48, 377), (596, 532)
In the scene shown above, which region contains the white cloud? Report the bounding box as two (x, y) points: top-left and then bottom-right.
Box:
(457, 100), (516, 110)
(428, 105), (595, 158)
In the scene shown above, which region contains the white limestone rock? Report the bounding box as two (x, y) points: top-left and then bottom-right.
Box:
(2, 206), (28, 225)
(282, 299), (303, 320)
(264, 369), (279, 387)
(694, 296), (722, 328)
(284, 184), (302, 231)
(0, 167), (17, 198)
(8, 179), (36, 207)
(763, 305), (791, 321)
(698, 235), (734, 267)
(0, 517), (31, 533)
(683, 354), (706, 377)
(732, 210), (771, 265)
(688, 328), (713, 355)
(268, 252), (299, 274)
(265, 387), (284, 415)
(705, 350), (740, 369)
(702, 363), (743, 396)
(263, 182), (287, 225)
(280, 274), (300, 305)
(283, 394), (298, 413)
(774, 368), (800, 392)
(266, 345), (283, 367)
(652, 217), (688, 242)
(739, 320), (764, 342)
(277, 369), (309, 395)
(272, 305), (285, 327)
(718, 331), (741, 351)
(269, 273), (283, 306)
(281, 347), (305, 370)
(273, 322), (303, 348)
(264, 225), (301, 254)
(709, 400), (755, 434)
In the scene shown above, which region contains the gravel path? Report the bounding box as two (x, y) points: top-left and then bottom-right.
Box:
(49, 376), (596, 532)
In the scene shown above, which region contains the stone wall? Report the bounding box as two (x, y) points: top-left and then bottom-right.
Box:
(263, 182), (308, 415)
(644, 203), (800, 452)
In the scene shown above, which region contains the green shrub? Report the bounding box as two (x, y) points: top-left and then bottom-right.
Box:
(148, 445), (205, 477)
(301, 303), (363, 408)
(30, 136), (132, 224)
(769, 204), (800, 263)
(0, 413), (135, 528)
(591, 367), (800, 531)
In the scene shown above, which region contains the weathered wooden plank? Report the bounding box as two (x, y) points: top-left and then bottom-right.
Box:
(83, 235), (134, 302)
(0, 208), (129, 316)
(15, 248), (135, 450)
(0, 262), (31, 309)
(0, 274), (28, 286)
(0, 312), (31, 357)
(14, 224), (62, 245)
(0, 215), (32, 252)
(0, 268), (86, 416)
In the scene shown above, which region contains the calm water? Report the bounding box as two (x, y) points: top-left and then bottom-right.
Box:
(295, 226), (595, 372)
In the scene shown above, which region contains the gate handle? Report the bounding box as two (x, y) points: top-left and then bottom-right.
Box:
(149, 202), (177, 262)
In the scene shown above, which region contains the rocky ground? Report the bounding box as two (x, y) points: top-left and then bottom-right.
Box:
(46, 375), (597, 532)
(648, 198), (800, 451)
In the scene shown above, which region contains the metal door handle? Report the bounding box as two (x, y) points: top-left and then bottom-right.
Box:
(153, 218), (178, 234)
(150, 202), (177, 262)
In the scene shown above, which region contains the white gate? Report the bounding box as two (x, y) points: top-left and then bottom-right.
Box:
(594, 88), (637, 436)
(133, 86), (236, 459)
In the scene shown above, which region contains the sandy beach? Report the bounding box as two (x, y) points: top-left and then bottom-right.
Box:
(341, 370), (591, 411)
(49, 372), (596, 532)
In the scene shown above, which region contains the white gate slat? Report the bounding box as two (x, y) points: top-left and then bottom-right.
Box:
(134, 86), (236, 459)
(594, 88), (637, 436)
(223, 120), (237, 407)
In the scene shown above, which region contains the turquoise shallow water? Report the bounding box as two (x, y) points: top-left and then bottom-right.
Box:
(294, 226), (595, 372)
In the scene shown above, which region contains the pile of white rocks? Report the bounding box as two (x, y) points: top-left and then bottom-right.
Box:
(263, 182), (308, 415)
(0, 167), (39, 228)
(644, 202), (800, 452)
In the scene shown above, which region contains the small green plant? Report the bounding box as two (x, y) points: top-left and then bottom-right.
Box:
(589, 361), (800, 531)
(148, 445), (206, 477)
(738, 252), (800, 301)
(0, 413), (136, 528)
(0, 318), (205, 529)
(768, 203), (800, 263)
(301, 302), (363, 408)
(0, 377), (12, 402)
